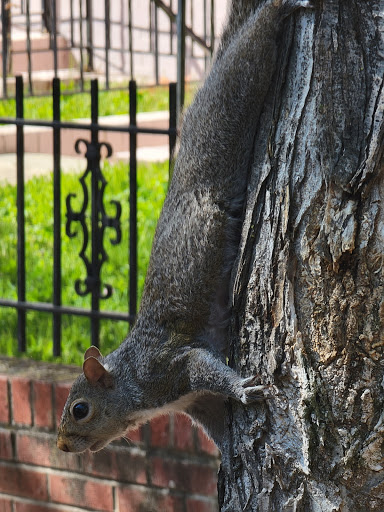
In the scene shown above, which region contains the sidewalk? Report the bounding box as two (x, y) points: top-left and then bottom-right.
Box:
(0, 146), (170, 186)
(0, 111), (171, 185)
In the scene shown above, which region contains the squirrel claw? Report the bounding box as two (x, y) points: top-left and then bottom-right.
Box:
(239, 376), (273, 403)
(241, 375), (259, 388)
(241, 384), (271, 403)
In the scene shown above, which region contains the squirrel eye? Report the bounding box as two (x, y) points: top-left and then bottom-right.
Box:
(72, 402), (89, 421)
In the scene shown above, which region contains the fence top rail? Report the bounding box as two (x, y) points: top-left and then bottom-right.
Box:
(0, 116), (176, 135)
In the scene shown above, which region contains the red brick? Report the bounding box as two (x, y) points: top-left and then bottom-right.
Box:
(186, 497), (219, 512)
(16, 431), (83, 472)
(151, 457), (218, 496)
(83, 446), (147, 485)
(174, 413), (195, 452)
(150, 415), (170, 447)
(0, 464), (48, 501)
(11, 378), (32, 426)
(118, 486), (183, 512)
(14, 503), (65, 512)
(114, 448), (147, 484)
(197, 428), (220, 457)
(124, 425), (143, 443)
(17, 432), (51, 466)
(0, 428), (13, 460)
(49, 474), (113, 511)
(54, 382), (71, 427)
(0, 376), (9, 424)
(0, 497), (12, 512)
(33, 381), (53, 429)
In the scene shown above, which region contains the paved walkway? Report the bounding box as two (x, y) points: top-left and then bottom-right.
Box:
(0, 145), (170, 186)
(0, 110), (171, 186)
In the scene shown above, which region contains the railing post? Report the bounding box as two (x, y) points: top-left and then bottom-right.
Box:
(176, 0), (186, 120)
(86, 0), (94, 71)
(210, 0), (215, 57)
(16, 76), (26, 352)
(1, 0), (10, 98)
(52, 0), (58, 78)
(128, 0), (134, 80)
(104, 0), (110, 89)
(129, 80), (138, 320)
(79, 0), (85, 91)
(90, 79), (100, 347)
(53, 77), (62, 356)
(26, 0), (33, 94)
(154, 3), (159, 85)
(169, 82), (177, 179)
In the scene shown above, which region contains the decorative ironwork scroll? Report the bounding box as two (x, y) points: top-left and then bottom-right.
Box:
(65, 138), (122, 301)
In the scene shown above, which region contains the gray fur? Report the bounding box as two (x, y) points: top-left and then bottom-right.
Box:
(57, 0), (312, 454)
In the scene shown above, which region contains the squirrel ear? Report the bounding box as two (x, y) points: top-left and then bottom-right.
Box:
(84, 346), (102, 361)
(83, 357), (114, 389)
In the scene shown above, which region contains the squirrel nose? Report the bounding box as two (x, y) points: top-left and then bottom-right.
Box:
(57, 438), (70, 452)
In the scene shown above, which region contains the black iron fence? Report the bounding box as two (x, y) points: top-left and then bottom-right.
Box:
(0, 0), (216, 98)
(0, 75), (177, 355)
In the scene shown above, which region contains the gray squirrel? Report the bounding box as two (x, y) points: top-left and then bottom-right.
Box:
(57, 0), (312, 454)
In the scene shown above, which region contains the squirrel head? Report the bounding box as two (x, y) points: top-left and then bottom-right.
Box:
(57, 346), (140, 453)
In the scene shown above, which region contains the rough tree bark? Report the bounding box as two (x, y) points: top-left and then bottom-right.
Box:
(218, 1), (384, 510)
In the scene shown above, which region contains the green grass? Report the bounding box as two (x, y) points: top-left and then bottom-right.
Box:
(0, 84), (197, 121)
(0, 160), (169, 365)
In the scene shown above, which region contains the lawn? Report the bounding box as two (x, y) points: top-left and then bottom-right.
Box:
(0, 160), (169, 365)
(0, 83), (197, 120)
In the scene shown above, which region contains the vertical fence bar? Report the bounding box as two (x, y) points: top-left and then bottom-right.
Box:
(70, 0), (74, 47)
(16, 76), (26, 352)
(53, 77), (62, 356)
(210, 0), (215, 57)
(129, 80), (137, 319)
(26, 0), (33, 94)
(52, 0), (58, 77)
(176, 0), (185, 120)
(154, 4), (159, 85)
(90, 79), (100, 347)
(105, 0), (110, 89)
(86, 0), (94, 70)
(203, 0), (207, 72)
(149, 0), (153, 52)
(169, 0), (173, 55)
(169, 82), (177, 177)
(120, 0), (125, 74)
(2, 0), (9, 97)
(128, 0), (133, 80)
(190, 0), (194, 57)
(79, 0), (84, 91)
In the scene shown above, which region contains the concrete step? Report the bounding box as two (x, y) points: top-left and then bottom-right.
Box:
(0, 68), (100, 96)
(1, 31), (75, 74)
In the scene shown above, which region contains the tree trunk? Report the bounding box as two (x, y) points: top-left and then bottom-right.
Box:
(218, 1), (384, 510)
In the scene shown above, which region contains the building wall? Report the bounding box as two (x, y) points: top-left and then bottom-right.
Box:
(0, 357), (219, 512)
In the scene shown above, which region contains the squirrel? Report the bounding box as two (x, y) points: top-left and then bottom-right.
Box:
(57, 0), (313, 454)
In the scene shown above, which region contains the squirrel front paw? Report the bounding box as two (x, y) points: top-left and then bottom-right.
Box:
(238, 376), (272, 404)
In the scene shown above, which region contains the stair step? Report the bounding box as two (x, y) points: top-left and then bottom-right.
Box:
(0, 31), (74, 74)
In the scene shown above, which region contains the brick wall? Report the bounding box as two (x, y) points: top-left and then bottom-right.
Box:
(0, 357), (220, 512)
